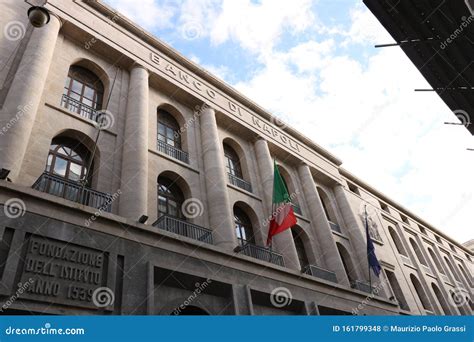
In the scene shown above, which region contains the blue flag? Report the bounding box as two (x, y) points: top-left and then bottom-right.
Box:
(365, 207), (382, 277)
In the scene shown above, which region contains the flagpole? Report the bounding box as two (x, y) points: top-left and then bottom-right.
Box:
(365, 205), (372, 291)
(268, 158), (277, 249)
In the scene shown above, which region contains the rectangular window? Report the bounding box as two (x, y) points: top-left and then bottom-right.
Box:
(379, 201), (389, 213)
(348, 182), (360, 195)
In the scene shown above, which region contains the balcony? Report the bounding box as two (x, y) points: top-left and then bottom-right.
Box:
(303, 264), (338, 283)
(291, 203), (302, 215)
(32, 172), (113, 212)
(61, 94), (99, 122)
(236, 243), (284, 267)
(152, 215), (213, 244)
(157, 140), (189, 164)
(227, 173), (252, 193)
(351, 280), (375, 293)
(328, 221), (342, 233)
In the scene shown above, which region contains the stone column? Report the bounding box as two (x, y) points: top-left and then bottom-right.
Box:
(200, 106), (236, 250)
(297, 164), (348, 284)
(254, 137), (300, 270)
(334, 184), (369, 281)
(0, 15), (61, 181)
(119, 65), (149, 219)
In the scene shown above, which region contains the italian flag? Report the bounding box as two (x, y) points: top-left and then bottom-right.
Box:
(266, 161), (297, 246)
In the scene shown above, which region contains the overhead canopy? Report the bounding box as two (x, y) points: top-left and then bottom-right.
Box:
(364, 0), (474, 135)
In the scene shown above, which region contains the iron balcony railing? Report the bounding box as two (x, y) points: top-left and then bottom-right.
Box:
(237, 243), (284, 267)
(157, 140), (189, 164)
(328, 221), (342, 233)
(152, 215), (213, 244)
(351, 280), (375, 293)
(61, 94), (99, 122)
(291, 203), (302, 215)
(303, 264), (338, 283)
(227, 173), (252, 193)
(32, 172), (113, 212)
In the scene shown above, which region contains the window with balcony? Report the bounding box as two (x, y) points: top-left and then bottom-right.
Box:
(157, 110), (189, 164)
(224, 143), (252, 192)
(62, 66), (104, 121)
(158, 176), (185, 219)
(234, 207), (255, 246)
(385, 270), (409, 311)
(336, 243), (357, 284)
(233, 205), (283, 266)
(33, 136), (113, 211)
(317, 187), (341, 233)
(291, 228), (309, 269)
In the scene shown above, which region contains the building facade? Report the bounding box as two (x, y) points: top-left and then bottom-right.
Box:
(0, 0), (472, 316)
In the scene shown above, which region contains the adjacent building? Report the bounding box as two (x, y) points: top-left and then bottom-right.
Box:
(0, 0), (472, 315)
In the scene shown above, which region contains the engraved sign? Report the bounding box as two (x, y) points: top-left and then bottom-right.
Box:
(150, 52), (301, 153)
(20, 235), (109, 310)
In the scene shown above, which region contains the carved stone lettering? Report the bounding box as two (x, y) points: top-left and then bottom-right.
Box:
(19, 235), (108, 310)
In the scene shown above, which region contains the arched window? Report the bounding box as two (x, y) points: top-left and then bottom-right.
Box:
(457, 264), (472, 286)
(292, 228), (309, 269)
(444, 256), (461, 281)
(410, 274), (432, 311)
(234, 207), (255, 246)
(224, 144), (243, 179)
(317, 188), (337, 223)
(385, 270), (409, 311)
(427, 248), (445, 274)
(431, 283), (450, 315)
(337, 243), (357, 284)
(46, 138), (90, 183)
(157, 176), (184, 219)
(278, 166), (301, 214)
(157, 110), (181, 149)
(62, 66), (104, 119)
(409, 238), (427, 266)
(389, 227), (407, 256)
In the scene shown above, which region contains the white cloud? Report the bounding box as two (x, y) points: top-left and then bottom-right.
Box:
(103, 0), (473, 243)
(210, 0), (316, 53)
(105, 0), (177, 31)
(233, 8), (473, 244)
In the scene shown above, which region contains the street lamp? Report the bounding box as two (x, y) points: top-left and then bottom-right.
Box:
(27, 6), (50, 28)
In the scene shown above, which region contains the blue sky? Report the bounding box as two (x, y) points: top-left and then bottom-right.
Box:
(104, 0), (473, 244)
